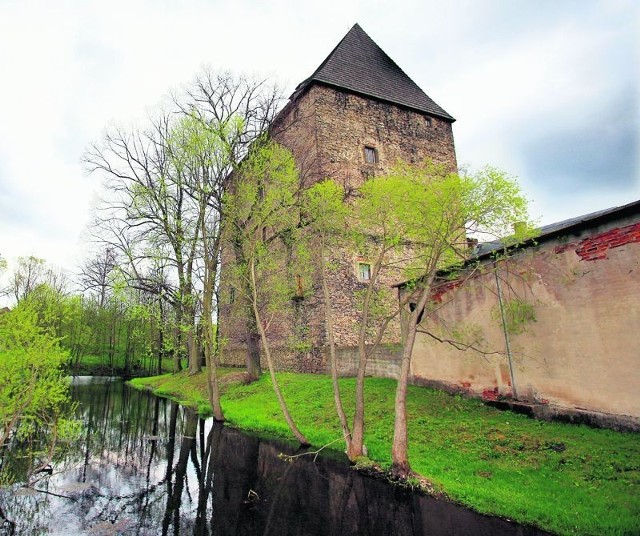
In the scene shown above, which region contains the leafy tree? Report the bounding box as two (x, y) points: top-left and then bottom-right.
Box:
(372, 162), (531, 478)
(0, 303), (76, 474)
(85, 70), (282, 379)
(224, 139), (310, 445)
(303, 162), (531, 474)
(85, 113), (205, 374)
(166, 113), (237, 419)
(9, 256), (46, 303)
(179, 71), (283, 381)
(304, 171), (420, 460)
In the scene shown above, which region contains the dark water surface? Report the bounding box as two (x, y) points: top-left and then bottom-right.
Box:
(0, 377), (551, 535)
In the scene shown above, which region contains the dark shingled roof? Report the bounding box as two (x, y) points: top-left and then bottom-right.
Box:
(475, 199), (640, 257)
(394, 199), (640, 288)
(293, 23), (455, 122)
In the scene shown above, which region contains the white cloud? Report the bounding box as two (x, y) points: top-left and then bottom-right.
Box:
(0, 0), (637, 277)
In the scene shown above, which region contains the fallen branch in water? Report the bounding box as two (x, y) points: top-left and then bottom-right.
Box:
(278, 436), (346, 463)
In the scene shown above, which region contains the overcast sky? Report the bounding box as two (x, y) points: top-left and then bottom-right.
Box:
(0, 0), (638, 277)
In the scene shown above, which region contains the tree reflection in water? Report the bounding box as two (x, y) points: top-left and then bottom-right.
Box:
(0, 378), (550, 535)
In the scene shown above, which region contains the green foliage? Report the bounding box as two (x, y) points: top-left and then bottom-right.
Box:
(356, 160), (534, 285)
(463, 166), (534, 242)
(492, 297), (537, 335)
(168, 112), (241, 175)
(303, 180), (349, 238)
(224, 139), (311, 310)
(0, 303), (75, 448)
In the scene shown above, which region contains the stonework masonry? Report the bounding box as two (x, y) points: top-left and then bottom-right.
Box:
(219, 73), (457, 375)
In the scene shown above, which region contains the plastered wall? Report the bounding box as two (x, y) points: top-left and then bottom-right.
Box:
(406, 217), (640, 422)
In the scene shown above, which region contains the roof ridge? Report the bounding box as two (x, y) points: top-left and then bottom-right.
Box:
(300, 23), (362, 89)
(292, 23), (454, 121)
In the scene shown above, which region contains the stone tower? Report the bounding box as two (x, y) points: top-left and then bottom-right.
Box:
(220, 24), (457, 376)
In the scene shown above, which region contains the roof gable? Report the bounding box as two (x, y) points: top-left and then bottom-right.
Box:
(294, 23), (454, 121)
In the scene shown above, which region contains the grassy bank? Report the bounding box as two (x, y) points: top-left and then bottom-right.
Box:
(130, 370), (639, 535)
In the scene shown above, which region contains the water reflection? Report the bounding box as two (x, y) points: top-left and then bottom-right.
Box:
(0, 378), (550, 535)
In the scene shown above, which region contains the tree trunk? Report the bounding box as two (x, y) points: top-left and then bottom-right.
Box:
(232, 241), (262, 381)
(245, 318), (262, 382)
(319, 241), (352, 453)
(173, 311), (183, 373)
(185, 296), (201, 375)
(390, 325), (416, 479)
(349, 251), (383, 460)
(157, 322), (164, 375)
(390, 286), (431, 479)
(205, 335), (224, 421)
(249, 259), (310, 446)
(187, 327), (201, 375)
(200, 204), (224, 419)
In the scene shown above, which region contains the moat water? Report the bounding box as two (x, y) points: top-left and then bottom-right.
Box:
(0, 377), (551, 535)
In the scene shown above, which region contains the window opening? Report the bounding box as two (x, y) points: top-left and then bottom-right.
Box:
(357, 262), (372, 282)
(364, 146), (378, 164)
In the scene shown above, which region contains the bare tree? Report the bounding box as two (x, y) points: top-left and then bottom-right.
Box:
(85, 69), (283, 388)
(9, 256), (46, 303)
(84, 114), (202, 373)
(79, 247), (117, 308)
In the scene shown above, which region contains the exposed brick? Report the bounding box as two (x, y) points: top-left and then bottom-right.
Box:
(575, 222), (640, 261)
(482, 387), (499, 401)
(430, 279), (463, 303)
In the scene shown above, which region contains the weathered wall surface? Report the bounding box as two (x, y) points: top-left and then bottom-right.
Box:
(220, 82), (457, 375)
(406, 217), (640, 425)
(311, 84), (457, 189)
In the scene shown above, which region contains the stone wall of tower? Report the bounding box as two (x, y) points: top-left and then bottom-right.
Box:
(309, 85), (457, 186)
(219, 83), (458, 376)
(273, 84), (457, 186)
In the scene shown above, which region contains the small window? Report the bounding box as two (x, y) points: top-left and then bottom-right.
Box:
(425, 117), (433, 127)
(364, 146), (378, 164)
(357, 262), (372, 282)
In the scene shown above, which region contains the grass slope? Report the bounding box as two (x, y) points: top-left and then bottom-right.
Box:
(130, 370), (640, 536)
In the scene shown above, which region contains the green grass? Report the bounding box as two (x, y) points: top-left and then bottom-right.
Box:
(130, 370), (640, 536)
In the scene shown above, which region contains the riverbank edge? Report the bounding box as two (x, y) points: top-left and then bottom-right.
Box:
(127, 374), (471, 511)
(129, 375), (441, 488)
(128, 370), (639, 536)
